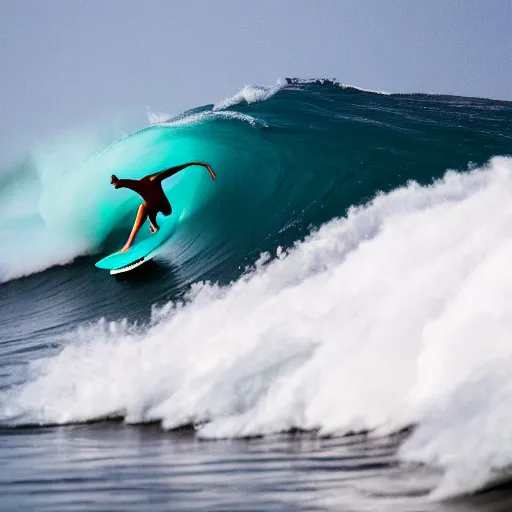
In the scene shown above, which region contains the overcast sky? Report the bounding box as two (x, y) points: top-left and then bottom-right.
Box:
(1, 0), (511, 155)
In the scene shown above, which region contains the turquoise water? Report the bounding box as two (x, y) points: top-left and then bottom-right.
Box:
(1, 80), (510, 282)
(96, 81), (512, 280)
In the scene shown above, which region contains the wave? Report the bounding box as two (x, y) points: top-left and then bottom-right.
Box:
(1, 80), (509, 283)
(2, 79), (512, 500)
(212, 79), (389, 112)
(3, 158), (512, 501)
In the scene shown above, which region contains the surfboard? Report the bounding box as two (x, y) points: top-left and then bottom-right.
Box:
(95, 218), (176, 274)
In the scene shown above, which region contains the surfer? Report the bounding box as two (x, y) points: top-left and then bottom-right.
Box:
(110, 162), (216, 252)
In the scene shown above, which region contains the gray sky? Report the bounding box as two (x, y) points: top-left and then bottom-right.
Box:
(1, 0), (511, 156)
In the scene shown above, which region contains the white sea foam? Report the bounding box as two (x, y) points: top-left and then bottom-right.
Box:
(4, 157), (512, 499)
(0, 128), (122, 282)
(213, 82), (284, 111)
(146, 107), (170, 124)
(161, 109), (267, 128)
(340, 83), (390, 95)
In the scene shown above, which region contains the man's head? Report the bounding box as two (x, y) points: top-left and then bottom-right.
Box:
(110, 174), (119, 188)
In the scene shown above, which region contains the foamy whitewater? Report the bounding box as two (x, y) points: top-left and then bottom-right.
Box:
(2, 156), (512, 498)
(1, 81), (512, 504)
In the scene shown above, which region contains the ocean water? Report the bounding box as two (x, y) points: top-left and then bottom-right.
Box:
(1, 79), (512, 510)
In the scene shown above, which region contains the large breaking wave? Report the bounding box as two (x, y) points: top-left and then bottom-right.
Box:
(1, 80), (512, 499)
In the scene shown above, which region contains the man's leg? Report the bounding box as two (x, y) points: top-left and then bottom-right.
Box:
(120, 204), (147, 253)
(148, 210), (160, 234)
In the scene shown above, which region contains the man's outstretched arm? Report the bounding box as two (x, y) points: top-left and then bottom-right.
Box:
(149, 162), (216, 182)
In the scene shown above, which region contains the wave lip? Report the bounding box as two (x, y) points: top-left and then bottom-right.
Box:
(284, 77), (390, 94)
(163, 109), (267, 128)
(213, 81), (284, 110)
(211, 78), (389, 113)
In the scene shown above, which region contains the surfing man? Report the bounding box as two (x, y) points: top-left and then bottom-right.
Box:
(110, 162), (216, 252)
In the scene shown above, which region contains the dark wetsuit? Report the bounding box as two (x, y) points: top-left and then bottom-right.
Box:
(115, 175), (172, 229)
